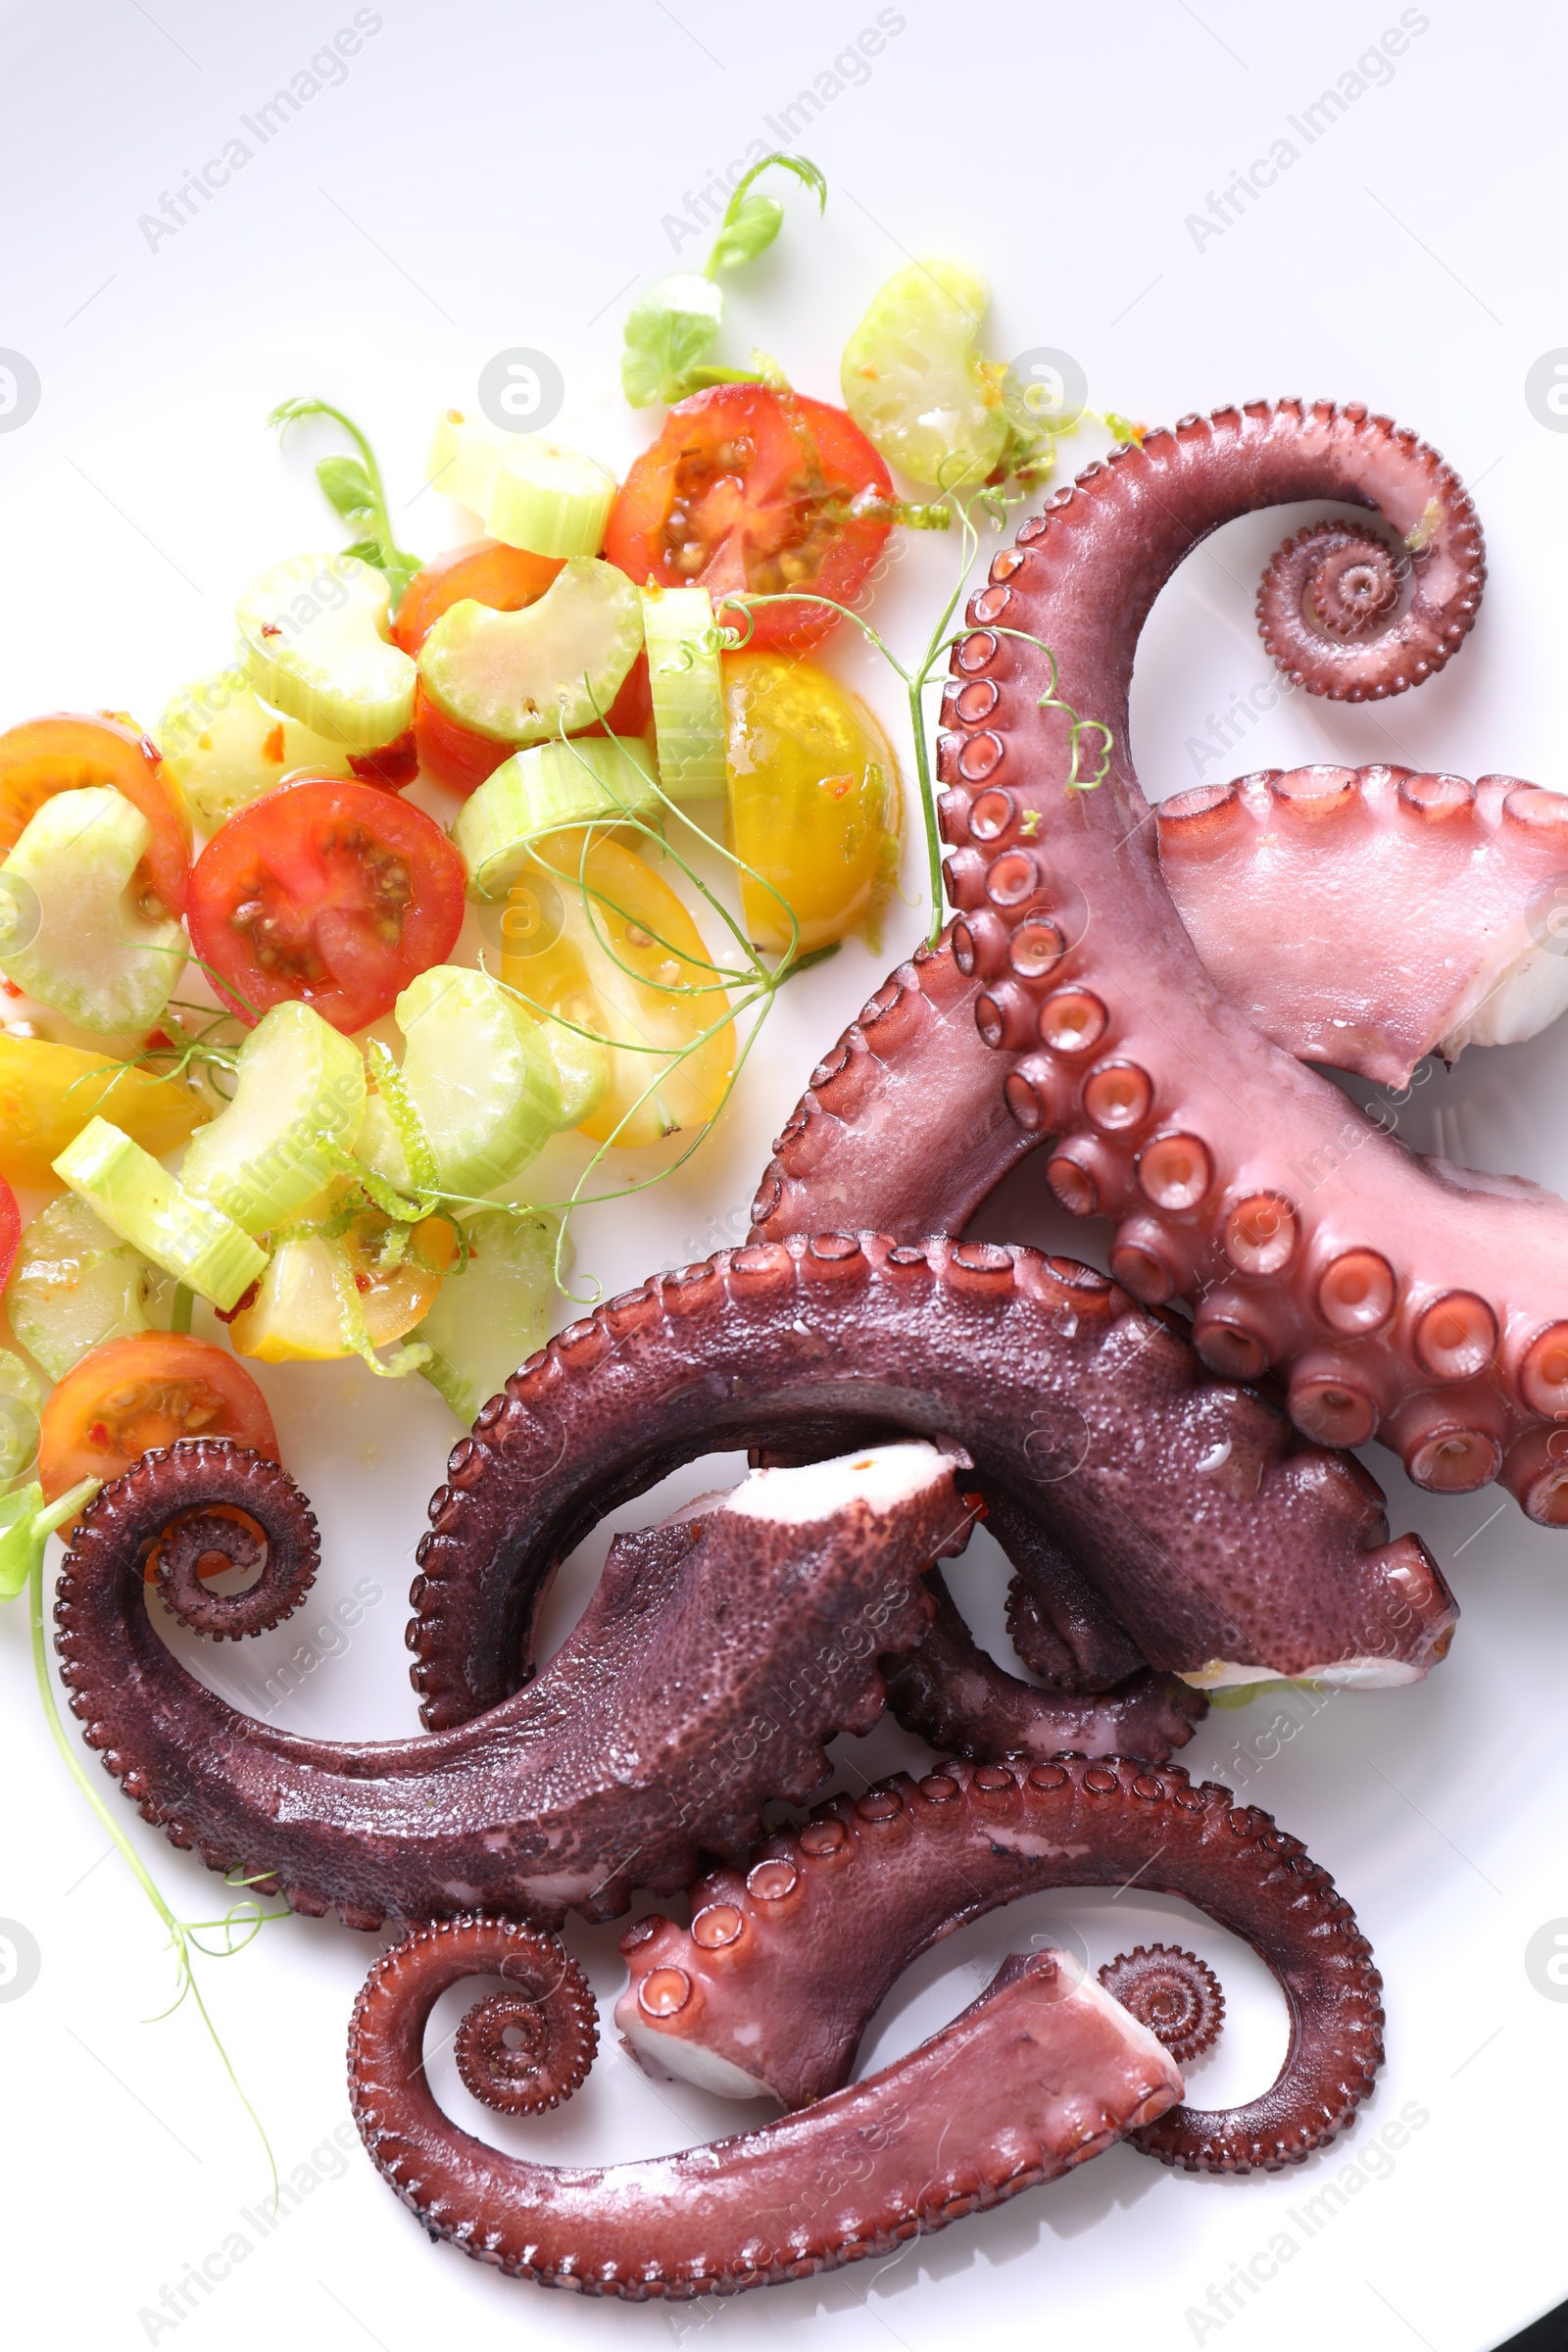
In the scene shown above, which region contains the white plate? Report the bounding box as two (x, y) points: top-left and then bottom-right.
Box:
(2, 6), (1561, 2348)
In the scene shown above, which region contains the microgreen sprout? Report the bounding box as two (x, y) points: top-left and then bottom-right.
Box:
(622, 154), (826, 408)
(0, 1483), (283, 2198)
(269, 396), (422, 612)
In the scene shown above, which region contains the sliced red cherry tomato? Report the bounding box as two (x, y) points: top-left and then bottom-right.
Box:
(187, 777), (466, 1033)
(37, 1332), (278, 1505)
(413, 682), (514, 799)
(604, 385), (895, 653)
(0, 710), (192, 917)
(0, 1173), (19, 1295)
(392, 538), (564, 656)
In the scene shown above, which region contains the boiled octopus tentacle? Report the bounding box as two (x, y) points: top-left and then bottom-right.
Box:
(348, 1919), (1182, 2299)
(1099, 1944), (1225, 2067)
(54, 1430), (973, 1929)
(880, 1569), (1206, 1762)
(1159, 763), (1568, 1085)
(145, 1444), (320, 1641)
(407, 1234), (1449, 1708)
(753, 402), (1568, 1523)
(616, 1753), (1383, 2175)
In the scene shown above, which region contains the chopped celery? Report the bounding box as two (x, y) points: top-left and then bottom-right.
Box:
(840, 259), (1007, 490)
(427, 409), (503, 513)
(0, 1348), (41, 1484)
(417, 558), (643, 746)
(235, 552), (416, 750)
(355, 966), (562, 1198)
(641, 585), (726, 799)
(454, 738), (658, 899)
(428, 412), (617, 559)
(53, 1118), (268, 1312)
(0, 786), (186, 1035)
(5, 1194), (174, 1379)
(415, 1207), (564, 1423)
(541, 1021), (607, 1130)
(159, 668), (354, 830)
(178, 1002), (367, 1235)
(486, 440), (618, 561)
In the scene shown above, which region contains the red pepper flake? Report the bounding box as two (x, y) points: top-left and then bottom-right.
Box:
(260, 623), (283, 639)
(87, 1421), (110, 1448)
(819, 773), (854, 801)
(214, 1280), (261, 1325)
(354, 1272), (372, 1294)
(262, 723), (286, 763)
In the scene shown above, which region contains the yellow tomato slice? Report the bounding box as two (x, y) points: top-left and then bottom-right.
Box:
(227, 1209), (457, 1363)
(502, 833), (735, 1148)
(0, 1034), (209, 1191)
(722, 651), (902, 955)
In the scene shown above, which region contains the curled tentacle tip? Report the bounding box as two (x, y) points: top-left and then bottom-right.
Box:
(1099, 1943), (1225, 2065)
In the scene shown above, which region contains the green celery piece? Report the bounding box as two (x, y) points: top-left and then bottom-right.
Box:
(621, 274), (724, 407)
(356, 966), (563, 1199)
(0, 786), (186, 1034)
(5, 1195), (173, 1380)
(158, 668), (355, 830)
(840, 258), (1008, 490)
(455, 738), (658, 899)
(541, 1022), (607, 1130)
(179, 1002), (367, 1235)
(417, 559), (644, 747)
(53, 1119), (268, 1312)
(0, 1348), (41, 1485)
(640, 585), (726, 799)
(235, 552), (416, 750)
(415, 1208), (564, 1423)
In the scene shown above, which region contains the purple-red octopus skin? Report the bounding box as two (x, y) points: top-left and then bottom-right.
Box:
(751, 401), (1568, 1524)
(616, 1753), (1383, 2176)
(56, 1238), (1450, 1928)
(1158, 763), (1568, 1086)
(54, 1429), (975, 1930)
(348, 1921), (1183, 2299)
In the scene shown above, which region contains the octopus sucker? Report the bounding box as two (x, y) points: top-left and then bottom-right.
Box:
(347, 1920), (1184, 2297)
(750, 401), (1568, 1522)
(616, 1754), (1382, 2176)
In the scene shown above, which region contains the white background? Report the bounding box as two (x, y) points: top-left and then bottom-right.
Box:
(2, 3), (1566, 2348)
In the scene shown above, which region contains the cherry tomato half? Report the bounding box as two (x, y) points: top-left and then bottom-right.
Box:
(392, 538), (564, 656)
(187, 777), (466, 1034)
(399, 542), (653, 795)
(604, 385), (894, 653)
(37, 1331), (278, 1504)
(0, 711), (192, 917)
(0, 1173), (19, 1295)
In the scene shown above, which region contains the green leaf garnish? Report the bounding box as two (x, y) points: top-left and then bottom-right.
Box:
(269, 396), (422, 613)
(621, 154), (825, 408)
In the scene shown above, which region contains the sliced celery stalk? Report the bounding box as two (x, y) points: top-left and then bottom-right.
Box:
(540, 1020), (607, 1130)
(486, 440), (618, 560)
(454, 738), (658, 899)
(429, 410), (617, 558)
(53, 1119), (269, 1312)
(159, 668), (354, 830)
(427, 409), (503, 513)
(840, 259), (1007, 490)
(0, 785), (185, 1034)
(178, 1002), (367, 1235)
(235, 553), (416, 751)
(417, 558), (643, 746)
(641, 585), (726, 800)
(356, 966), (563, 1198)
(0, 1348), (41, 1485)
(5, 1194), (174, 1379)
(415, 1207), (564, 1423)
